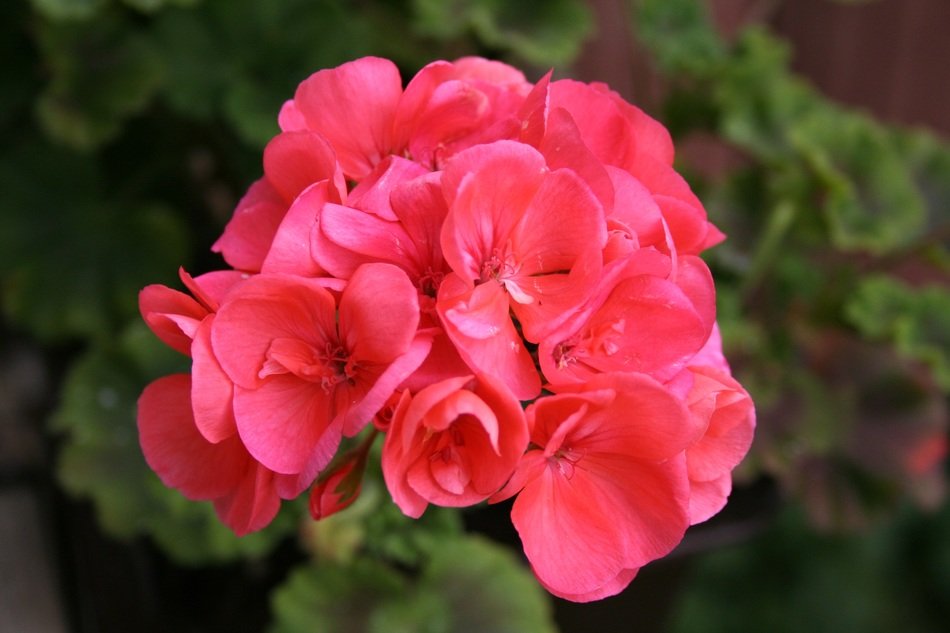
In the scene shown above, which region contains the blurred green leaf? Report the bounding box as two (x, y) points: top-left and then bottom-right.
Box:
(35, 13), (164, 148)
(269, 559), (408, 633)
(634, 0), (725, 75)
(0, 141), (189, 342)
(414, 535), (558, 633)
(792, 111), (926, 255)
(847, 276), (950, 389)
(413, 0), (592, 67)
(30, 0), (107, 20)
(272, 535), (557, 633)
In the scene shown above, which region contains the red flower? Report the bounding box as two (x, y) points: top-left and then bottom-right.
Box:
(493, 372), (698, 602)
(138, 374), (307, 536)
(210, 264), (430, 479)
(382, 374), (529, 517)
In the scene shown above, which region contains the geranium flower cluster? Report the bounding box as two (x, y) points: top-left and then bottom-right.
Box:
(137, 56), (755, 602)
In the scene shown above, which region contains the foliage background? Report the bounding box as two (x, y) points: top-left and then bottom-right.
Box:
(1, 0), (948, 631)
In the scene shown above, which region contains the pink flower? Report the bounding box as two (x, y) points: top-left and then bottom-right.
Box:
(280, 56), (531, 178)
(540, 250), (716, 387)
(138, 374), (307, 535)
(682, 340), (756, 524)
(213, 131), (345, 272)
(436, 140), (607, 398)
(382, 374), (529, 517)
(493, 372), (697, 602)
(524, 78), (723, 255)
(139, 269), (248, 443)
(210, 263), (431, 479)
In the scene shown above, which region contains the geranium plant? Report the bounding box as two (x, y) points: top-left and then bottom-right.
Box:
(137, 56), (754, 602)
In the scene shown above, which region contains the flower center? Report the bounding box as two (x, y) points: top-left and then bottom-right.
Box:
(260, 337), (356, 391)
(480, 245), (519, 284)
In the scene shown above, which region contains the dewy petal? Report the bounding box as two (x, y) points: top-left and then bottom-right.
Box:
(293, 56), (402, 179)
(137, 374), (247, 500)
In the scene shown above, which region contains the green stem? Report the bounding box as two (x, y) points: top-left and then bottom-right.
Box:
(740, 199), (798, 303)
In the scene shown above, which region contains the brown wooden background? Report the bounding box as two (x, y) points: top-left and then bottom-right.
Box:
(576, 0), (950, 141)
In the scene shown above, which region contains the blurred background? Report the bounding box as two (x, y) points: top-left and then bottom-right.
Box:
(1, 0), (948, 631)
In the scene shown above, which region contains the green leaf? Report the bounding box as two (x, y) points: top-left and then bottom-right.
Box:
(635, 0), (725, 75)
(412, 0), (592, 67)
(846, 276), (950, 390)
(271, 535), (557, 633)
(670, 505), (950, 633)
(30, 0), (107, 20)
(35, 13), (164, 148)
(792, 111), (926, 255)
(0, 141), (189, 342)
(416, 536), (558, 633)
(269, 559), (408, 633)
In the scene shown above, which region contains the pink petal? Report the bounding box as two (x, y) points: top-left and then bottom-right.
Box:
(191, 318), (237, 442)
(339, 332), (434, 437)
(340, 263), (420, 365)
(437, 274), (540, 400)
(233, 374), (340, 475)
(137, 374), (247, 499)
(262, 131), (345, 204)
(212, 463), (282, 536)
(347, 156), (430, 221)
(440, 141), (546, 277)
(185, 269), (247, 312)
(212, 178), (287, 272)
(539, 568), (639, 603)
(316, 204), (420, 277)
(277, 99), (307, 132)
(293, 57), (402, 179)
(511, 465), (629, 598)
(538, 107), (614, 212)
(261, 181), (328, 276)
(212, 275), (338, 390)
(688, 471), (732, 525)
(139, 284), (207, 356)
